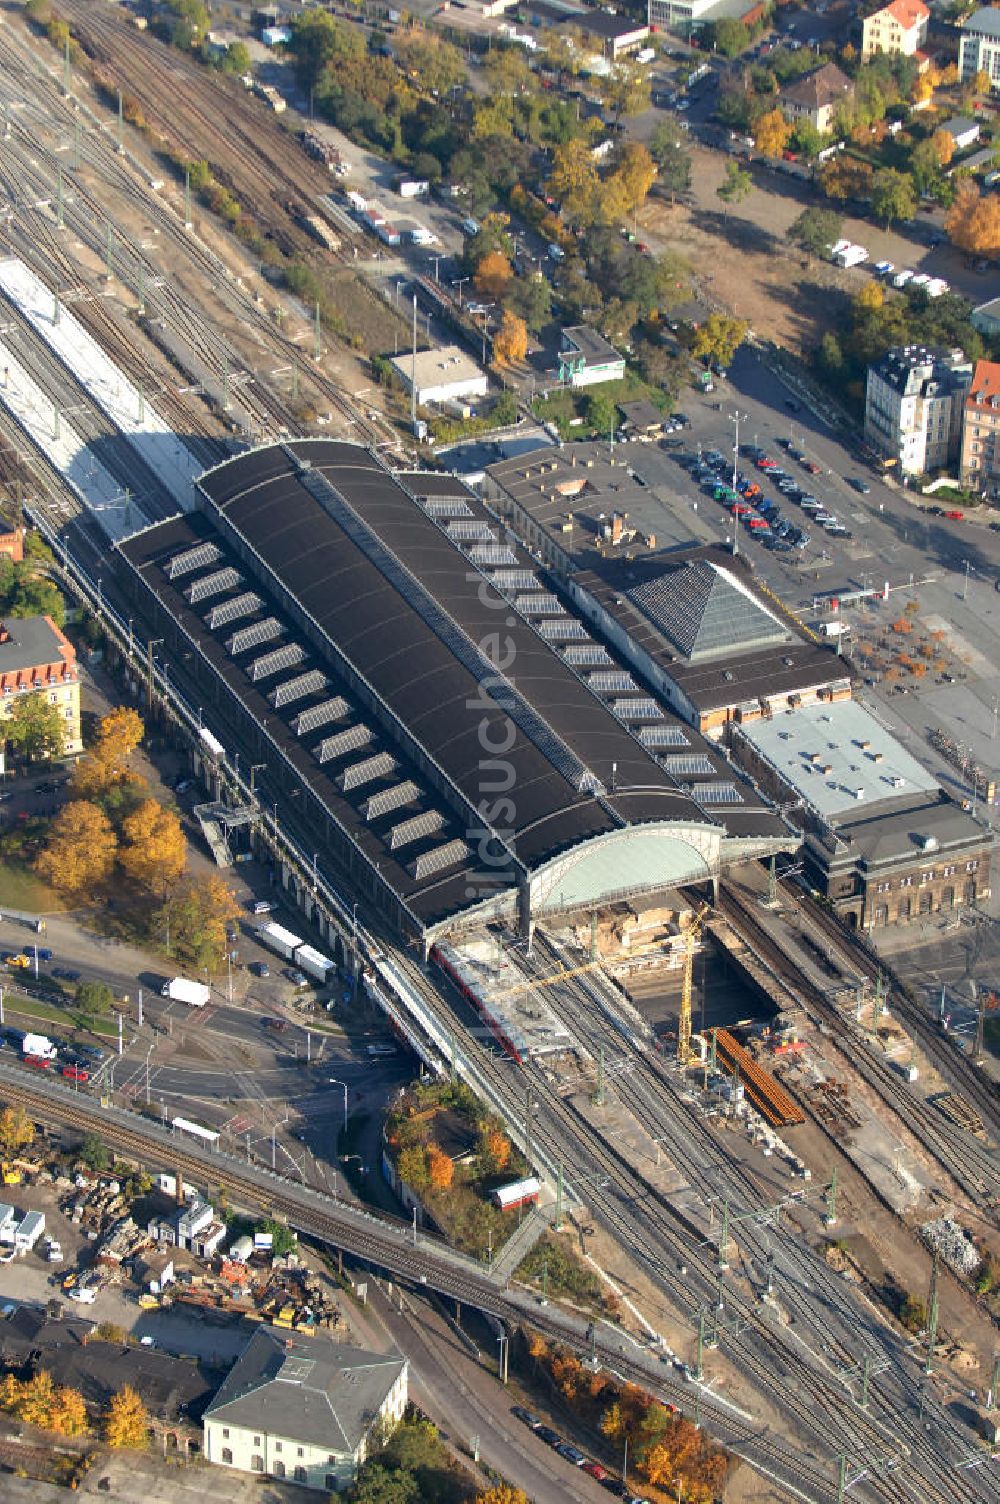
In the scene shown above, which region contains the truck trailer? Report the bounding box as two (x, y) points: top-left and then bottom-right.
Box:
(293, 944), (336, 985)
(256, 922), (305, 962)
(160, 978), (211, 1007)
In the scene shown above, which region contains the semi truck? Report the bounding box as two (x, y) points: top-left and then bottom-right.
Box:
(160, 977), (211, 1007)
(256, 922), (304, 962)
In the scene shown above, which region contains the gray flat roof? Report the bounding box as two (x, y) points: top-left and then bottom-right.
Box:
(0, 616), (71, 675)
(738, 701), (940, 822)
(562, 326), (623, 364)
(964, 3), (1000, 32)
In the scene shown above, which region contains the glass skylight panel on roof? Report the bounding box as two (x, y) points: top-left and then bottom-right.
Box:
(662, 754), (717, 776)
(612, 698), (663, 721)
(187, 567), (242, 604)
(270, 669), (328, 709)
(316, 724), (373, 764)
(588, 670), (639, 694)
(167, 541), (221, 580)
(488, 570), (536, 591)
(340, 751), (398, 791)
(539, 619), (588, 640)
(249, 642), (306, 682)
(388, 808), (447, 850)
(411, 838), (470, 880)
(207, 591), (263, 630)
(639, 725), (690, 747)
(689, 781), (744, 804)
(293, 698), (350, 737)
(446, 520), (495, 541)
(424, 498), (472, 518)
(228, 617), (282, 657)
(469, 544), (518, 566)
(514, 593), (562, 615)
(364, 780), (420, 821)
(563, 644), (612, 666)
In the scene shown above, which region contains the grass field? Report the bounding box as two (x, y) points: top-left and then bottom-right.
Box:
(0, 861), (66, 915)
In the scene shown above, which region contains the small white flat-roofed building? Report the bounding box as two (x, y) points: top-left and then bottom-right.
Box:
(0, 1205), (17, 1245)
(14, 1211), (45, 1253)
(390, 346), (489, 408)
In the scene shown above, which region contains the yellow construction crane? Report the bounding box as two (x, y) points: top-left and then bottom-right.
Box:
(494, 956), (610, 1000)
(678, 902), (711, 1067)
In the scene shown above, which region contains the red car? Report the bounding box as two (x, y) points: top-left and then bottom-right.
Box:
(801, 459), (822, 475)
(61, 1064), (89, 1083)
(24, 1054), (51, 1070)
(944, 509), (964, 520)
(582, 1462), (608, 1481)
(756, 457), (776, 470)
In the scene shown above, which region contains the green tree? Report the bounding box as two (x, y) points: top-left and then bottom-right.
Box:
(586, 391), (618, 438)
(80, 1131), (111, 1172)
(258, 1218), (296, 1256)
(649, 125), (691, 203)
(75, 980), (114, 1020)
(871, 168), (917, 227)
(693, 313), (750, 370)
(3, 694), (65, 761)
(349, 1463), (419, 1504)
(788, 206), (843, 258)
(712, 17), (750, 56)
(790, 120), (825, 159)
(286, 9), (364, 88)
(0, 559), (65, 625)
(220, 41), (251, 75)
(600, 61), (651, 125)
(506, 272), (552, 333)
(716, 160), (752, 216)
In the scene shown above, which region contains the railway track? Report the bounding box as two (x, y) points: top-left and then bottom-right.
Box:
(782, 878), (1000, 1143)
(390, 943), (993, 1504)
(717, 882), (998, 1208)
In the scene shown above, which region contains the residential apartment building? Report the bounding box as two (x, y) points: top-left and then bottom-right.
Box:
(959, 5), (1000, 86)
(960, 358), (1000, 491)
(864, 345), (973, 477)
(0, 614), (81, 757)
(779, 62), (854, 133)
(204, 1328), (407, 1493)
(861, 0), (929, 61)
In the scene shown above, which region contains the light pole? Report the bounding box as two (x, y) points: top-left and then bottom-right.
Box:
(144, 1041), (155, 1105)
(452, 276), (469, 308)
(327, 1078), (348, 1133)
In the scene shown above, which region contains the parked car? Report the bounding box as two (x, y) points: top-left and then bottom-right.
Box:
(250, 961), (270, 978)
(75, 1044), (106, 1061)
(25, 1055), (51, 1070)
(536, 1426), (561, 1447)
(52, 968), (81, 982)
(61, 1064), (89, 1082)
(583, 1462), (609, 1480)
(284, 968), (308, 988)
(555, 1443), (587, 1465)
(249, 899), (273, 915)
(512, 1406), (542, 1429)
(944, 509), (964, 520)
(847, 477), (871, 494)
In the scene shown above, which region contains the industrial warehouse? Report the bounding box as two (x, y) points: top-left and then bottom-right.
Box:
(111, 440), (793, 946)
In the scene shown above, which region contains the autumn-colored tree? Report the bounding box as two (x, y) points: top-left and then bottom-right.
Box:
(693, 313), (750, 370)
(49, 1384), (88, 1436)
(36, 800), (117, 896)
(548, 139), (599, 223)
(104, 1385), (149, 1449)
(854, 280), (885, 314)
(0, 1104), (34, 1157)
(71, 706), (144, 799)
(946, 179), (1000, 258)
(0, 1373), (22, 1413)
(753, 107), (792, 159)
(119, 798), (187, 896)
(17, 1370), (56, 1427)
(492, 309), (528, 368)
(426, 1143), (454, 1191)
(913, 71), (935, 105)
(160, 873), (239, 973)
(486, 1129), (511, 1171)
(603, 142), (657, 220)
(931, 128), (954, 167)
(474, 250), (512, 299)
(818, 155), (873, 203)
(474, 1487), (530, 1504)
(974, 68), (991, 95)
(397, 1145), (431, 1191)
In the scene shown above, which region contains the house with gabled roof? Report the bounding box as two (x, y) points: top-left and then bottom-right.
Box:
(861, 0), (929, 62)
(203, 1326), (407, 1492)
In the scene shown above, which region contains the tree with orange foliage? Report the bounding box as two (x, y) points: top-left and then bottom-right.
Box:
(946, 179), (1000, 259)
(492, 310), (528, 368)
(473, 1487), (530, 1504)
(474, 250), (512, 299)
(931, 128), (954, 167)
(119, 797), (187, 897)
(426, 1143), (454, 1191)
(754, 108), (792, 159)
(71, 707), (145, 799)
(36, 801), (117, 896)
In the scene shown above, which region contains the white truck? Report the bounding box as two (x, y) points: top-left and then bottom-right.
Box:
(256, 922), (305, 962)
(294, 944), (336, 985)
(819, 621), (851, 639)
(22, 1034), (57, 1061)
(161, 977), (211, 1007)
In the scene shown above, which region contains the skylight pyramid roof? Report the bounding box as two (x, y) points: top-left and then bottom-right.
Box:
(627, 561), (792, 662)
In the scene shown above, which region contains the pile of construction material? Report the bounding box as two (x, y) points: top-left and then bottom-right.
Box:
(922, 1216), (982, 1277)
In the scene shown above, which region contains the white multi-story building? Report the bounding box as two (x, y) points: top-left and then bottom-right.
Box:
(864, 346), (973, 477)
(959, 5), (1000, 86)
(861, 0), (929, 62)
(204, 1328), (408, 1493)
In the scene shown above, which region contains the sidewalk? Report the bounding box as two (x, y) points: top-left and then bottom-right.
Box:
(488, 1205), (549, 1284)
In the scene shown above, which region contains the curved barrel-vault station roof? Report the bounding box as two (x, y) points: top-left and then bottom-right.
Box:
(113, 440), (792, 944)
